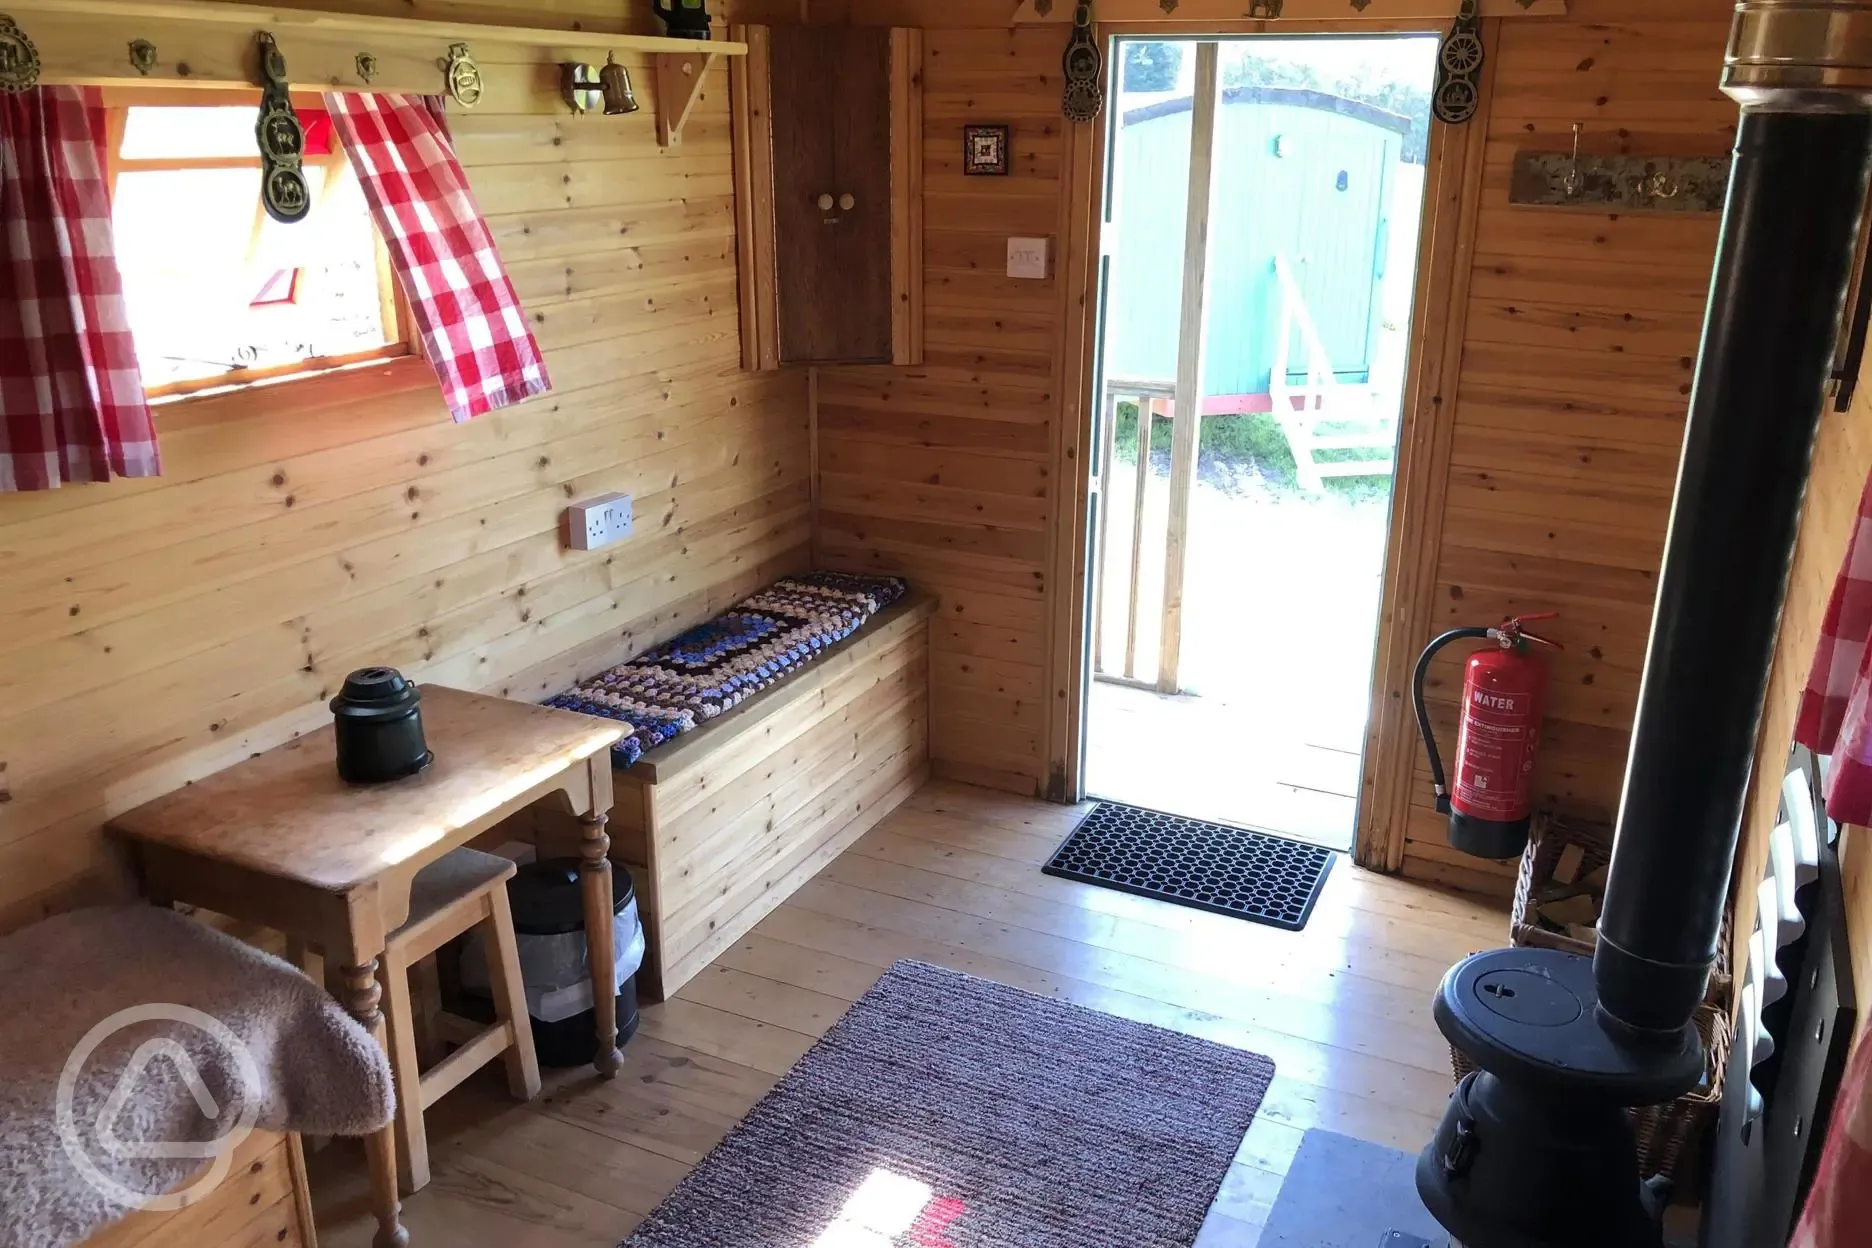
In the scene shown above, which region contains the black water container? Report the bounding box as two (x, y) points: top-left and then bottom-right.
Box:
(460, 859), (641, 1068)
(329, 667), (432, 784)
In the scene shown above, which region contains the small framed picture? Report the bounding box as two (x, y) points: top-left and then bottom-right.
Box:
(963, 124), (1011, 176)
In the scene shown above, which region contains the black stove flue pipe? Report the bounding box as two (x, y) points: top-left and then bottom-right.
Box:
(1597, 5), (1872, 1033)
(1595, 98), (1872, 1039)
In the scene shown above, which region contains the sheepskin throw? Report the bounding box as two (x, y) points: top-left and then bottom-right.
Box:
(548, 571), (907, 766)
(0, 906), (395, 1248)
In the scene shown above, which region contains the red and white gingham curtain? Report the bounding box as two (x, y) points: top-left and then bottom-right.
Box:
(1793, 1027), (1872, 1247)
(1794, 468), (1872, 822)
(0, 86), (159, 492)
(324, 93), (549, 423)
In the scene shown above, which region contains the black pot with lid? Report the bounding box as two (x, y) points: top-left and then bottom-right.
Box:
(330, 667), (433, 784)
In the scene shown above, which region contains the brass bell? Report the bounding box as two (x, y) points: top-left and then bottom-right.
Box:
(599, 53), (639, 116)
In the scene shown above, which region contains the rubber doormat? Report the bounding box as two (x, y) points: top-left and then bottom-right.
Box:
(1043, 802), (1334, 931)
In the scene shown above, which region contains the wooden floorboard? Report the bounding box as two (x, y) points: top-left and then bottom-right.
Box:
(310, 778), (1505, 1248)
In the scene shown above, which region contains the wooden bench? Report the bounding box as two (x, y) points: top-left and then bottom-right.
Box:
(521, 590), (935, 1000)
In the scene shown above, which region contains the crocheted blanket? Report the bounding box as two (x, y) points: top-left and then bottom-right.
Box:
(548, 572), (907, 767)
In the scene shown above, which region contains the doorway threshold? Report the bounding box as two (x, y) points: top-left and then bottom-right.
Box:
(1085, 678), (1359, 851)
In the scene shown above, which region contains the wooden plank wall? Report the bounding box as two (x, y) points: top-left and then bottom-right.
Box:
(0, 0), (809, 934)
(1739, 336), (1872, 1047)
(1394, 0), (1737, 896)
(813, 22), (1063, 797)
(805, 1), (1742, 886)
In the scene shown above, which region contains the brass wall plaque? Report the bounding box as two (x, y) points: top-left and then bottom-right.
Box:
(0, 13), (39, 93)
(1433, 0), (1484, 124)
(255, 33), (310, 225)
(1061, 1), (1103, 123)
(444, 42), (483, 108)
(1510, 151), (1731, 213)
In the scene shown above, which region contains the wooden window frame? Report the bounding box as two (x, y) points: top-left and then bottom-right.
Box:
(101, 85), (415, 403)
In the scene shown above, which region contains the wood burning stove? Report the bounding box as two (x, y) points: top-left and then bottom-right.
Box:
(1418, 4), (1872, 1244)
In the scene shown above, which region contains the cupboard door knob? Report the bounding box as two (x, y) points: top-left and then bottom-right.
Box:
(838, 192), (856, 211)
(817, 193), (835, 211)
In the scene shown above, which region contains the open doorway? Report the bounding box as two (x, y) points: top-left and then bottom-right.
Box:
(1083, 34), (1438, 851)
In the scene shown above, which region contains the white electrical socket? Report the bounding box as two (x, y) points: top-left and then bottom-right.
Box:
(566, 492), (634, 551)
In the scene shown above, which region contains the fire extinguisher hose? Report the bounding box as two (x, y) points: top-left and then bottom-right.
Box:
(1412, 627), (1494, 815)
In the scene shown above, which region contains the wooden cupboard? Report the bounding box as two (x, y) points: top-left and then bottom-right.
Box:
(732, 24), (924, 368)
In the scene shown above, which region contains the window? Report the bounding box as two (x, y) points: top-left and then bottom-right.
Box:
(103, 90), (411, 398)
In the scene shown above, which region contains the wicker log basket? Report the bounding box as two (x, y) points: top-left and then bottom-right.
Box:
(1447, 807), (1734, 1192)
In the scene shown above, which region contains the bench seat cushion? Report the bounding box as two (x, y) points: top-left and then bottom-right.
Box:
(546, 571), (906, 766)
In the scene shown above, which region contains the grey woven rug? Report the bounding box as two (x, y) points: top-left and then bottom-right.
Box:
(621, 960), (1276, 1248)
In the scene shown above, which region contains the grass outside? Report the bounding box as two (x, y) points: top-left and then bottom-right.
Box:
(1109, 403), (1393, 502)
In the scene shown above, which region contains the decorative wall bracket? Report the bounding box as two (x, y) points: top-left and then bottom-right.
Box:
(655, 51), (717, 146)
(1509, 150), (1731, 213)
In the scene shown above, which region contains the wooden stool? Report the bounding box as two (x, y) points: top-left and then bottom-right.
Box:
(381, 847), (540, 1194)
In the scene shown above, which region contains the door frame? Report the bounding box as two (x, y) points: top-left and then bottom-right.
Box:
(1041, 19), (1500, 876)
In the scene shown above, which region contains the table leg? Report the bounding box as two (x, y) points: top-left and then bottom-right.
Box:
(579, 809), (623, 1078)
(341, 960), (411, 1248)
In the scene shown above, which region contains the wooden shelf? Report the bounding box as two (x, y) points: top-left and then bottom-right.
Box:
(11, 1), (749, 57)
(12, 0), (741, 143)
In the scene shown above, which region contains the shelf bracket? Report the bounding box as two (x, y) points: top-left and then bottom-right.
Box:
(655, 51), (717, 148)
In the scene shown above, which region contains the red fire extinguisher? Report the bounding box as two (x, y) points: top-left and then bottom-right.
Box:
(1412, 613), (1559, 860)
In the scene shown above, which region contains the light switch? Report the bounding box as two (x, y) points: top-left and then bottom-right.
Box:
(1007, 236), (1051, 280)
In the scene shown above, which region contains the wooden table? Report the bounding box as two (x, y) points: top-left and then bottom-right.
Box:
(107, 686), (629, 1248)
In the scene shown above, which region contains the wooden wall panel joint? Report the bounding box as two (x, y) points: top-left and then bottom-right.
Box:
(1357, 17), (1502, 878)
(888, 26), (926, 367)
(1042, 31), (1107, 802)
(731, 24), (782, 372)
